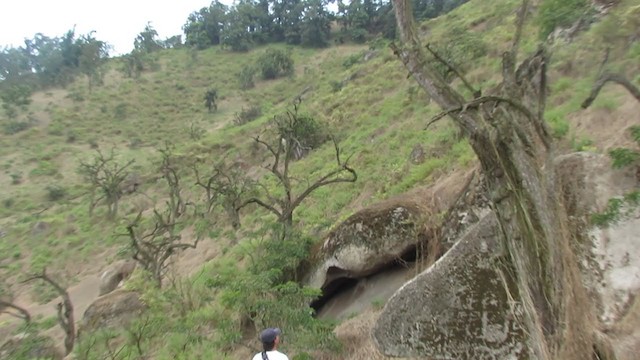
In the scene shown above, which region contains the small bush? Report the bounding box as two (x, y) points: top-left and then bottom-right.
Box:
(46, 184), (67, 201)
(3, 120), (31, 135)
(10, 172), (22, 185)
(257, 48), (294, 80)
(233, 105), (262, 126)
(538, 0), (590, 39)
(342, 53), (362, 69)
(629, 125), (640, 145)
(236, 65), (256, 89)
(330, 80), (343, 93)
(608, 148), (639, 169)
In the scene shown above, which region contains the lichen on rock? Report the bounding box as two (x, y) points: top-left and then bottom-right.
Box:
(372, 213), (529, 359)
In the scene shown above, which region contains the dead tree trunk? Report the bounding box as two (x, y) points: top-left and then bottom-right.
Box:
(392, 0), (594, 359)
(25, 269), (75, 356)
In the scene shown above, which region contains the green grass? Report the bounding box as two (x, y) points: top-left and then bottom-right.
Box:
(0, 0), (639, 356)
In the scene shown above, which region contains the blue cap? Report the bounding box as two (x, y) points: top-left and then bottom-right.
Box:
(260, 328), (281, 343)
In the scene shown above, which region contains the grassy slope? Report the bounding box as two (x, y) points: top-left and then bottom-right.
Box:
(0, 0), (638, 349)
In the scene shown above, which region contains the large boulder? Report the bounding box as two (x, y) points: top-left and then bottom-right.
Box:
(556, 152), (640, 360)
(79, 290), (146, 334)
(98, 260), (136, 296)
(304, 169), (476, 292)
(373, 212), (528, 359)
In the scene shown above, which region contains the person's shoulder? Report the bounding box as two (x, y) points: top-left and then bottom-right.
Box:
(275, 351), (289, 360)
(251, 353), (262, 360)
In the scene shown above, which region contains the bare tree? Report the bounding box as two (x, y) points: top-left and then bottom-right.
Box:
(125, 208), (199, 288)
(237, 105), (357, 228)
(78, 149), (134, 219)
(158, 144), (188, 219)
(391, 0), (601, 358)
(582, 49), (640, 109)
(193, 160), (255, 228)
(24, 269), (75, 356)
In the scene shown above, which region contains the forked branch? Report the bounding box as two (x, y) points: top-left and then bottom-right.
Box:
(24, 269), (75, 355)
(582, 73), (640, 109)
(0, 300), (31, 323)
(425, 43), (481, 98)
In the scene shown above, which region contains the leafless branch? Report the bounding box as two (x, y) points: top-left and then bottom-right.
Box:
(581, 72), (640, 109)
(428, 95), (535, 129)
(0, 300), (31, 323)
(24, 269), (75, 355)
(425, 43), (481, 98)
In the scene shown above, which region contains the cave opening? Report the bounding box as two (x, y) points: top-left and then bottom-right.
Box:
(310, 244), (421, 315)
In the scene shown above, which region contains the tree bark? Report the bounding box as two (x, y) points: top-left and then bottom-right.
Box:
(392, 0), (594, 359)
(25, 270), (75, 356)
(0, 300), (31, 323)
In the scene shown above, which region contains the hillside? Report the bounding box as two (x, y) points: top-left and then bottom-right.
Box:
(1, 0), (640, 358)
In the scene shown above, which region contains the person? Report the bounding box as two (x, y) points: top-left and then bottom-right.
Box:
(252, 327), (288, 360)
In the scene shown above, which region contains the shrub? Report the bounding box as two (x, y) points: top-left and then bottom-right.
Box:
(538, 0), (590, 39)
(46, 184), (67, 201)
(233, 105), (262, 126)
(236, 65), (256, 90)
(257, 48), (294, 80)
(3, 120), (30, 135)
(0, 84), (32, 116)
(608, 148), (639, 169)
(342, 53), (362, 69)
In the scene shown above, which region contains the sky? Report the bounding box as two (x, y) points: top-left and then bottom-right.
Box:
(0, 0), (224, 55)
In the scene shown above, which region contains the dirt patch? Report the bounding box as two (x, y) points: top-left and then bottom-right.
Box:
(29, 89), (71, 127)
(568, 88), (640, 151)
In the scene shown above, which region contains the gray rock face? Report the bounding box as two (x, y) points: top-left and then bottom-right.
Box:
(98, 260), (137, 296)
(80, 290), (145, 334)
(373, 213), (528, 359)
(305, 200), (426, 290)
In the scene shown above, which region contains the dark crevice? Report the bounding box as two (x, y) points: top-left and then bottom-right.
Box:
(311, 244), (421, 314)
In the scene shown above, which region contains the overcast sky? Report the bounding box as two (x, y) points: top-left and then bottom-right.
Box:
(0, 0), (222, 55)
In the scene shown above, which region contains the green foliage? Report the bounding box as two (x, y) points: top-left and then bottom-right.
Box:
(134, 23), (164, 53)
(283, 112), (329, 153)
(208, 225), (340, 353)
(630, 125), (640, 145)
(342, 52), (363, 69)
(544, 108), (570, 138)
(257, 48), (294, 80)
(233, 104), (262, 126)
(45, 184), (67, 201)
(0, 327), (59, 360)
(608, 148), (640, 169)
(236, 65), (256, 89)
(591, 191), (640, 228)
(538, 0), (590, 38)
(0, 84), (32, 117)
(427, 26), (487, 81)
(3, 120), (31, 135)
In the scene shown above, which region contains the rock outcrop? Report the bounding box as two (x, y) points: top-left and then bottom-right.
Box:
(373, 212), (528, 359)
(304, 169), (475, 294)
(98, 260), (137, 296)
(556, 152), (640, 359)
(372, 152), (639, 359)
(79, 290), (146, 334)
